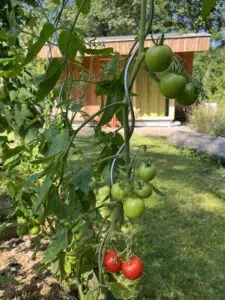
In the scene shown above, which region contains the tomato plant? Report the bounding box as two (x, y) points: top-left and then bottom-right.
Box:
(103, 250), (122, 273)
(121, 256), (144, 280)
(0, 0), (205, 298)
(145, 45), (173, 72)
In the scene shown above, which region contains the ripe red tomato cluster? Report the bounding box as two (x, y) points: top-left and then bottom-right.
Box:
(103, 250), (144, 280)
(145, 44), (198, 106)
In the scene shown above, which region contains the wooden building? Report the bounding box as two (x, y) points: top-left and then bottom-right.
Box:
(39, 33), (211, 127)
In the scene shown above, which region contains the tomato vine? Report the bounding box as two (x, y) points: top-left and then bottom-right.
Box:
(0, 0), (208, 299)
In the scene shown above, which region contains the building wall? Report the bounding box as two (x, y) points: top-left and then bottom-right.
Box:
(71, 52), (194, 123)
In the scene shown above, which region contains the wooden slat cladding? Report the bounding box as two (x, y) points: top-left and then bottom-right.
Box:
(38, 35), (210, 59)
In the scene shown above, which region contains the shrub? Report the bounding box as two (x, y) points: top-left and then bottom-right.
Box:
(189, 102), (225, 137)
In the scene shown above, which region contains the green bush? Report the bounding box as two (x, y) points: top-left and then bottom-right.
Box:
(189, 102), (225, 137)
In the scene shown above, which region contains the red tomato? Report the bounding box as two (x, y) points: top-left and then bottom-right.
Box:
(103, 250), (121, 273)
(121, 256), (143, 280)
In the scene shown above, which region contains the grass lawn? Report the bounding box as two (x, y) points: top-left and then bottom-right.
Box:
(129, 136), (225, 300)
(76, 134), (225, 299)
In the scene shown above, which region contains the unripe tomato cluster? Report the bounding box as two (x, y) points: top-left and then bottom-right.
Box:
(17, 215), (42, 237)
(145, 44), (198, 106)
(103, 250), (143, 280)
(111, 161), (157, 220)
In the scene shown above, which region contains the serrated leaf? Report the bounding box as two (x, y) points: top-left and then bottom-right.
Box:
(58, 30), (85, 60)
(47, 129), (69, 156)
(24, 23), (54, 65)
(99, 80), (124, 126)
(202, 0), (218, 19)
(44, 228), (68, 263)
(106, 282), (134, 299)
(34, 177), (52, 211)
(76, 0), (91, 15)
(46, 186), (77, 219)
(36, 59), (63, 102)
(73, 168), (92, 194)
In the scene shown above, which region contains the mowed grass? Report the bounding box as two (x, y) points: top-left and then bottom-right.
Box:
(130, 136), (225, 300)
(77, 135), (225, 299)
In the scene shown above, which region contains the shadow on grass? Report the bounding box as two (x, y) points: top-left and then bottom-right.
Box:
(132, 184), (225, 300)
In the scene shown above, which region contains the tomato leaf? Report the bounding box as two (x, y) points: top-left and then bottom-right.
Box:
(34, 177), (52, 211)
(98, 80), (124, 126)
(202, 0), (218, 19)
(84, 291), (95, 300)
(106, 282), (135, 299)
(44, 228), (68, 263)
(46, 186), (77, 219)
(36, 59), (64, 102)
(72, 168), (92, 195)
(58, 30), (85, 60)
(47, 129), (69, 156)
(24, 23), (54, 65)
(76, 0), (91, 15)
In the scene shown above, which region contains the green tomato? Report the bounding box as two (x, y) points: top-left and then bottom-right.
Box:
(111, 182), (131, 201)
(159, 73), (186, 99)
(136, 162), (157, 182)
(176, 83), (198, 106)
(17, 216), (28, 225)
(123, 197), (145, 219)
(134, 180), (153, 198)
(29, 225), (40, 236)
(145, 45), (173, 72)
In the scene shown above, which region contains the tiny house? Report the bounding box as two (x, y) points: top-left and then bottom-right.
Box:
(39, 33), (211, 127)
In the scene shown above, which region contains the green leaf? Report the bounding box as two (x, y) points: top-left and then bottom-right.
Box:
(44, 228), (68, 263)
(99, 80), (124, 126)
(47, 129), (69, 156)
(202, 0), (218, 19)
(34, 177), (52, 211)
(36, 59), (63, 102)
(24, 23), (54, 65)
(73, 168), (92, 195)
(116, 0), (129, 7)
(106, 282), (135, 299)
(86, 48), (114, 56)
(51, 0), (60, 4)
(46, 186), (77, 219)
(58, 30), (85, 60)
(85, 291), (95, 300)
(96, 80), (112, 96)
(76, 0), (91, 15)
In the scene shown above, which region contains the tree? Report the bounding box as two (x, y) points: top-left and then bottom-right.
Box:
(56, 0), (224, 39)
